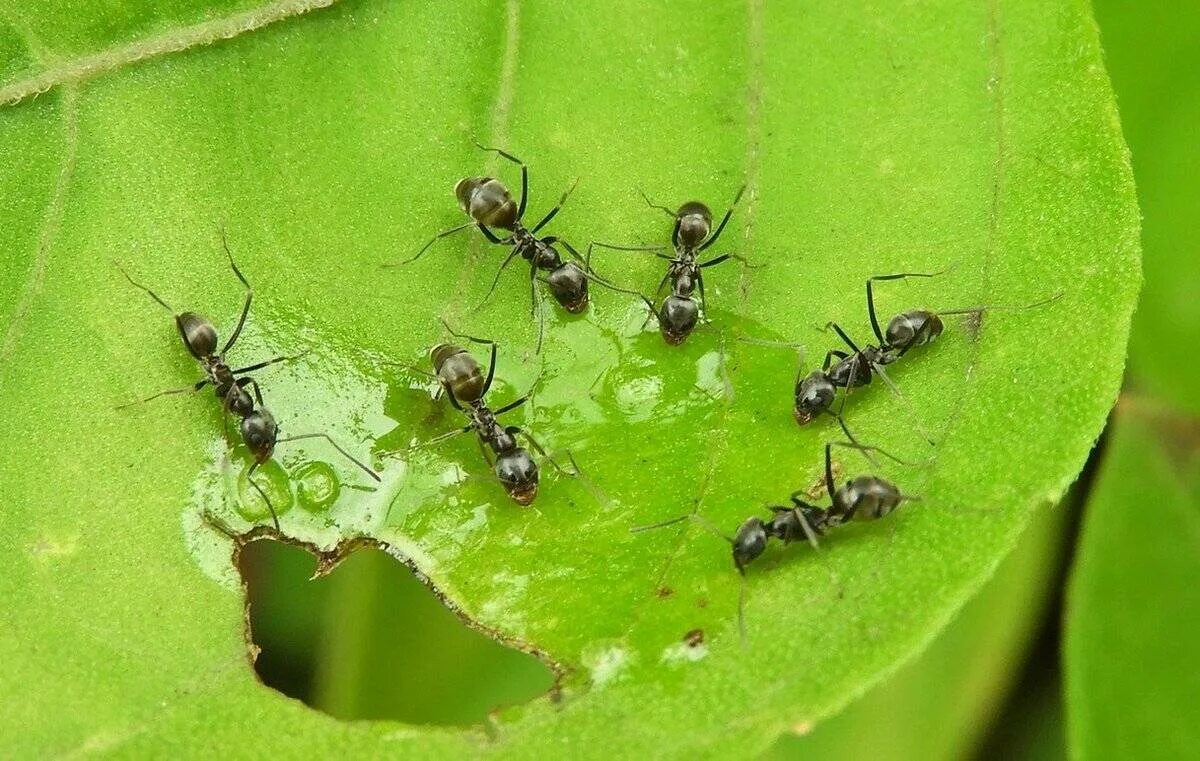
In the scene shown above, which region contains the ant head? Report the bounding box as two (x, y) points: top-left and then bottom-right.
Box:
(546, 261), (589, 313)
(658, 295), (699, 345)
(732, 516), (769, 571)
(240, 408), (278, 462)
(455, 176), (518, 229)
(833, 475), (904, 522)
(675, 201), (713, 248)
(885, 310), (943, 352)
(495, 449), (539, 506)
(176, 312), (218, 359)
(794, 371), (835, 425)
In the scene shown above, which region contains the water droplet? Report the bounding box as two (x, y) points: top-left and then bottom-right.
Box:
(293, 460), (340, 513)
(235, 460), (294, 522)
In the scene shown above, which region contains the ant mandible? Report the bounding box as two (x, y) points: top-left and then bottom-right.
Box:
(115, 236), (380, 529)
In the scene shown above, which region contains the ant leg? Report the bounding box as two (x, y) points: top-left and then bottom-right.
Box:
(630, 514), (691, 532)
(199, 509), (242, 542)
(113, 261), (176, 313)
(829, 439), (910, 466)
(482, 341), (499, 397)
(219, 230), (254, 355)
(697, 184), (747, 252)
(865, 272), (944, 344)
(230, 351), (306, 376)
(414, 423), (474, 450)
(823, 349), (849, 371)
(588, 240), (672, 261)
(477, 224), (512, 245)
(696, 270), (709, 321)
(531, 179), (579, 234)
(826, 322), (863, 354)
(871, 364), (936, 446)
(115, 377), (210, 410)
(275, 432), (381, 482)
(697, 252), (758, 269)
(493, 395), (528, 416)
(385, 222), (474, 267)
(476, 247), (523, 311)
(473, 141), (528, 220)
(528, 262), (547, 354)
(245, 460), (281, 531)
(824, 411), (880, 468)
(655, 271), (672, 296)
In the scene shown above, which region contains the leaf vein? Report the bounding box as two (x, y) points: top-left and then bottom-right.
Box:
(0, 0), (339, 107)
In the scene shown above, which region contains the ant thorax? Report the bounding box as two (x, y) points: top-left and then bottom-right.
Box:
(829, 352), (875, 388)
(671, 264), (697, 297)
(523, 236), (563, 270)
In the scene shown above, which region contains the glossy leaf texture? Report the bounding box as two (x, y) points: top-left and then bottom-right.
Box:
(0, 0), (1138, 756)
(1065, 410), (1200, 759)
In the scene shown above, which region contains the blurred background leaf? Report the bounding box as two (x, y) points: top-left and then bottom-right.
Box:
(1059, 3), (1200, 759)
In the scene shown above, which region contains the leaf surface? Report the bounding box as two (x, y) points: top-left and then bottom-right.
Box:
(0, 0), (1138, 756)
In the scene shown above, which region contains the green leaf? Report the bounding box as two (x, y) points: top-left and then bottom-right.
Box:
(0, 0), (1139, 756)
(1065, 410), (1200, 759)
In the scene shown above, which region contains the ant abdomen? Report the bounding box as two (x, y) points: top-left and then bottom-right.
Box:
(834, 476), (902, 521)
(454, 177), (518, 230)
(885, 310), (944, 352)
(177, 312), (218, 358)
(495, 449), (539, 505)
(675, 201), (713, 248)
(659, 295), (699, 345)
(431, 344), (486, 404)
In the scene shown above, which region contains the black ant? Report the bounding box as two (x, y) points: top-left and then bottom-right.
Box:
(817, 273), (1062, 438)
(114, 237), (380, 530)
(387, 143), (627, 350)
(748, 273), (1061, 440)
(632, 442), (913, 640)
(591, 185), (752, 345)
(414, 321), (582, 505)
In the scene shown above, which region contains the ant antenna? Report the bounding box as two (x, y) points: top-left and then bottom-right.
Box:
(113, 261), (175, 314)
(937, 291), (1064, 316)
(637, 188), (678, 218)
(829, 440), (911, 467)
(275, 433), (382, 483)
(243, 463), (281, 531)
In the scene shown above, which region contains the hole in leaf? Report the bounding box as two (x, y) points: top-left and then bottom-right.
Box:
(238, 539), (556, 726)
